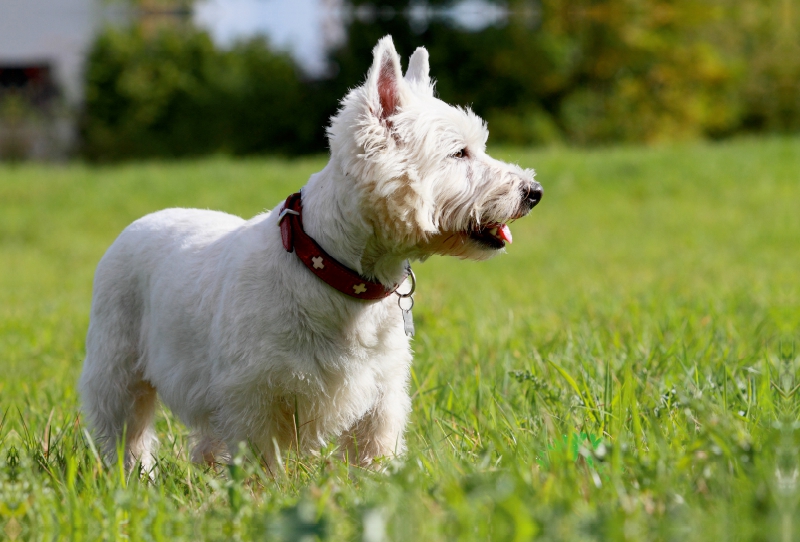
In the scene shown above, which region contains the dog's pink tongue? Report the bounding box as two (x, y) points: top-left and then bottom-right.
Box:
(498, 224), (513, 244)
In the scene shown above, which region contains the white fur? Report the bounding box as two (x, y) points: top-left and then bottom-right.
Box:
(79, 36), (540, 471)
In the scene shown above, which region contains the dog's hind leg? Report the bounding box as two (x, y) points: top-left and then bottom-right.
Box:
(80, 263), (158, 473)
(81, 360), (160, 472)
(80, 345), (160, 473)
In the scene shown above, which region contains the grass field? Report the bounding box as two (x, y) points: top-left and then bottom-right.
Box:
(1, 136), (798, 540)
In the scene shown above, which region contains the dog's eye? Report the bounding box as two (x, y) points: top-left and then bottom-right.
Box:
(452, 148), (468, 159)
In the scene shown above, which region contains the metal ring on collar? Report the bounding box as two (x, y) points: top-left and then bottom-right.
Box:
(277, 207), (300, 224)
(396, 268), (416, 298)
(398, 295), (414, 311)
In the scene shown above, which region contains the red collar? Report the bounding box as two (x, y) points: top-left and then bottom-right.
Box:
(279, 192), (404, 300)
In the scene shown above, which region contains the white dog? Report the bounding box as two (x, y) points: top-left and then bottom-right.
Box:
(80, 36), (542, 471)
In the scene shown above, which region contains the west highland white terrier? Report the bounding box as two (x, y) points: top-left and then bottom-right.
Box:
(80, 36), (542, 472)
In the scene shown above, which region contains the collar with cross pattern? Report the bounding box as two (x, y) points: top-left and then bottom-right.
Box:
(278, 192), (407, 300)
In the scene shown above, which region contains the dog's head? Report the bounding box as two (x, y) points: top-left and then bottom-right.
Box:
(327, 36), (542, 261)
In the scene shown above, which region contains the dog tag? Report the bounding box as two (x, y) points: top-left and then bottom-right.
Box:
(398, 295), (415, 338)
(402, 307), (415, 338)
(397, 263), (416, 338)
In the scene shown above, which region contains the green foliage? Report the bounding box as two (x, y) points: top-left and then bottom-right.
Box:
(1, 137), (799, 538)
(81, 27), (324, 160)
(329, 0), (800, 146)
(79, 1), (800, 159)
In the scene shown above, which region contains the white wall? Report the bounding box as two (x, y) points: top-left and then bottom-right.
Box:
(0, 0), (125, 104)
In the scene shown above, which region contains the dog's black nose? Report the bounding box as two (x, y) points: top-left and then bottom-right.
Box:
(524, 182), (543, 208)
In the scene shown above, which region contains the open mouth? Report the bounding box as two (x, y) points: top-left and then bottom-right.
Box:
(467, 222), (513, 249)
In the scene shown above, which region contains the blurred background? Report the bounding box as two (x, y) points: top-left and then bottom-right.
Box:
(0, 0), (798, 161)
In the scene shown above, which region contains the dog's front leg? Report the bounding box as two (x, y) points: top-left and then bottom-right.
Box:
(339, 385), (411, 468)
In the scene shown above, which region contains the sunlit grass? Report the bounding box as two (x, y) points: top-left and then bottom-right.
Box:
(1, 136), (799, 540)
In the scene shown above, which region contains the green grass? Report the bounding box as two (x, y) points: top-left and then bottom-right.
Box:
(1, 136), (799, 540)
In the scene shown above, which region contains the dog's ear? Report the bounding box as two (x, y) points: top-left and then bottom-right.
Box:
(367, 36), (406, 122)
(405, 47), (432, 96)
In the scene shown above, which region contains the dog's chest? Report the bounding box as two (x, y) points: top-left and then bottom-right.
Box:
(275, 304), (410, 443)
(317, 297), (405, 358)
